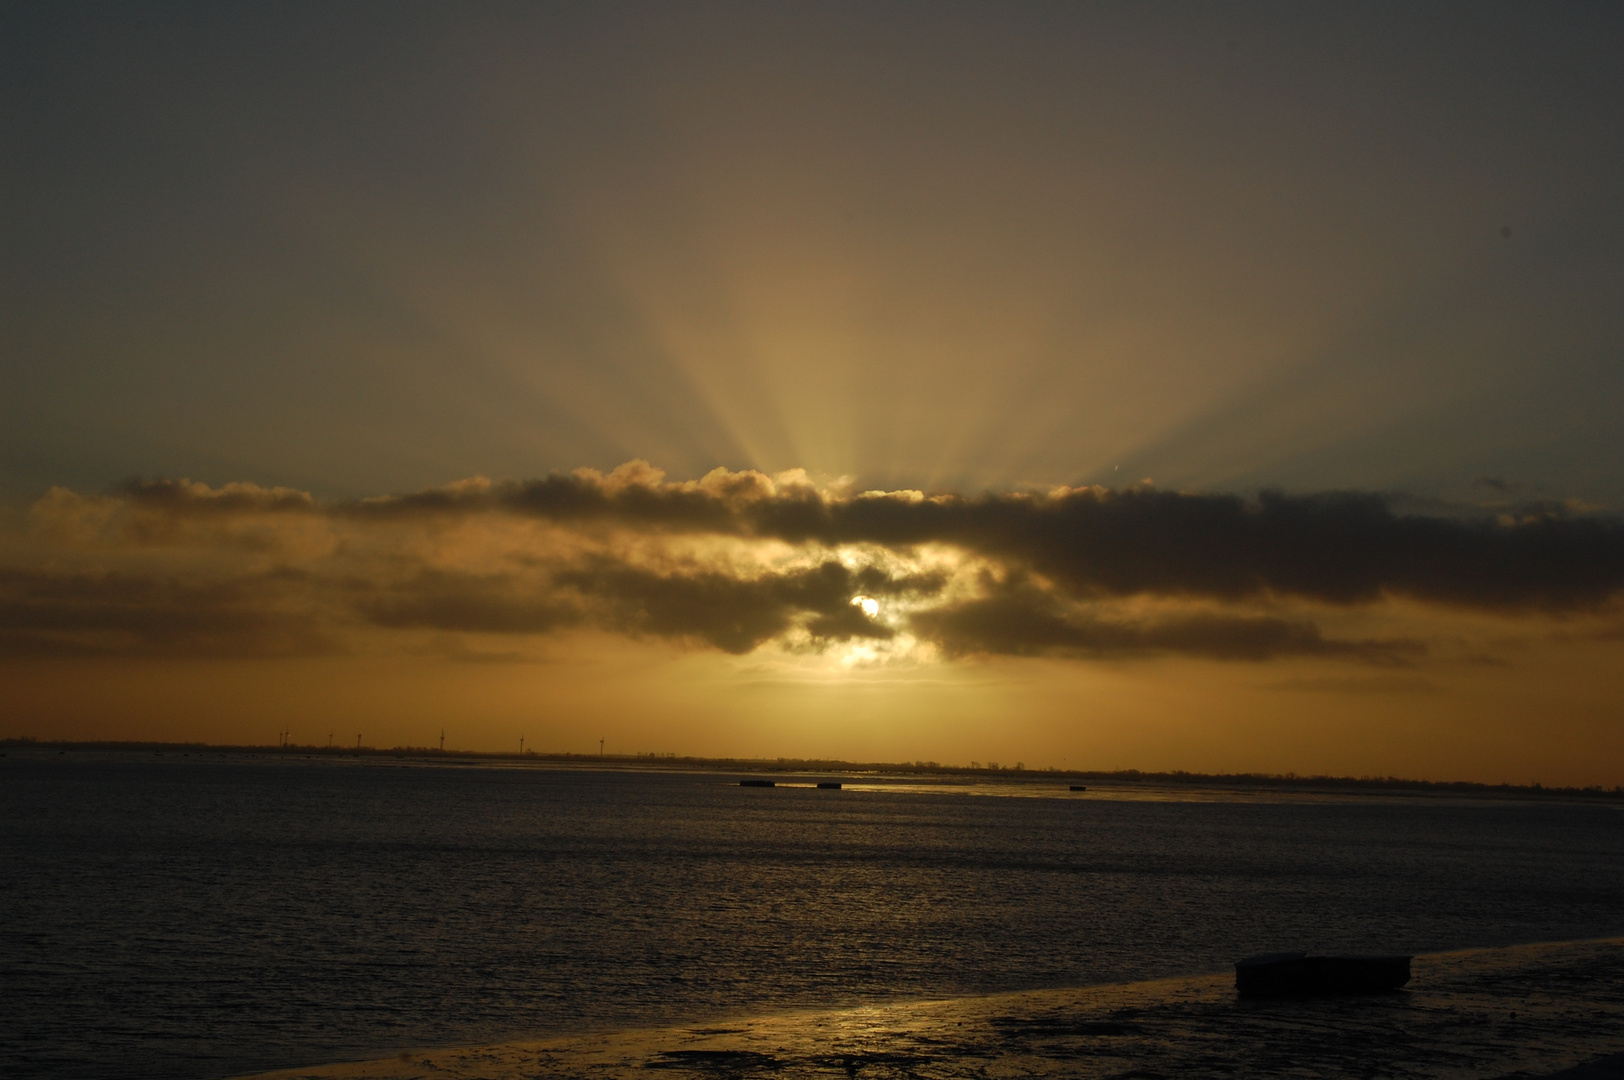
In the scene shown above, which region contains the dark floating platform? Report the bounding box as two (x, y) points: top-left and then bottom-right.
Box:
(738, 779), (776, 788)
(1235, 952), (1412, 997)
(817, 782), (842, 789)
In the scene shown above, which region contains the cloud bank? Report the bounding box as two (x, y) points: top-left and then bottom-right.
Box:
(5, 463), (1621, 664)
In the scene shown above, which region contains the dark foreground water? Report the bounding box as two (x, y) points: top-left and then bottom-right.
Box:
(3, 753), (1622, 1080)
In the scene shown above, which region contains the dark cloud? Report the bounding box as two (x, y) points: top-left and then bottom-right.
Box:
(553, 559), (921, 654)
(353, 570), (581, 635)
(764, 488), (1624, 612)
(909, 579), (1419, 664)
(14, 467), (1623, 665)
(0, 553), (939, 660)
(354, 562), (934, 651)
(349, 469), (1624, 612)
(0, 567), (335, 658)
(116, 478), (317, 515)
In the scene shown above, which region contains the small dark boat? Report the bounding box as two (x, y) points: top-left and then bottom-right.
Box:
(739, 779), (776, 788)
(817, 782), (842, 789)
(1235, 952), (1411, 997)
(1069, 785), (1087, 791)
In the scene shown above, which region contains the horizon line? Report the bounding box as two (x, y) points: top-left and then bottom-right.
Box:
(5, 737), (1621, 799)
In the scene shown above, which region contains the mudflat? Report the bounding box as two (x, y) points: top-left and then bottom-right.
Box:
(238, 937), (1624, 1080)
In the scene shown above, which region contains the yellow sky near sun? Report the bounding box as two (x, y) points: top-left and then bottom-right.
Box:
(4, 629), (1621, 787)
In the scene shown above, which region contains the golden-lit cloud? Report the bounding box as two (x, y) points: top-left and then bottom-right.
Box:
(5, 463), (1621, 671)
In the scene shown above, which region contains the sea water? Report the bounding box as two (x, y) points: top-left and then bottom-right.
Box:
(3, 752), (1621, 1080)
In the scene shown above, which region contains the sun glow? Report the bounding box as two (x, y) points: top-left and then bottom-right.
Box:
(852, 595), (880, 618)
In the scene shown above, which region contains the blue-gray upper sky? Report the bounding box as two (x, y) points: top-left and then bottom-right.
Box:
(5, 2), (1623, 503)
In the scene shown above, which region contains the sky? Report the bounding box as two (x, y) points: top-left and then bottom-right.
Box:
(3, 3), (1623, 783)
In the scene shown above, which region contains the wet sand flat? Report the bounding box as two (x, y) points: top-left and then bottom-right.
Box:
(238, 937), (1624, 1080)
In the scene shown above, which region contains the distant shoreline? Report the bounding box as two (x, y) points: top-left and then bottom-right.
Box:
(6, 737), (1621, 802)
